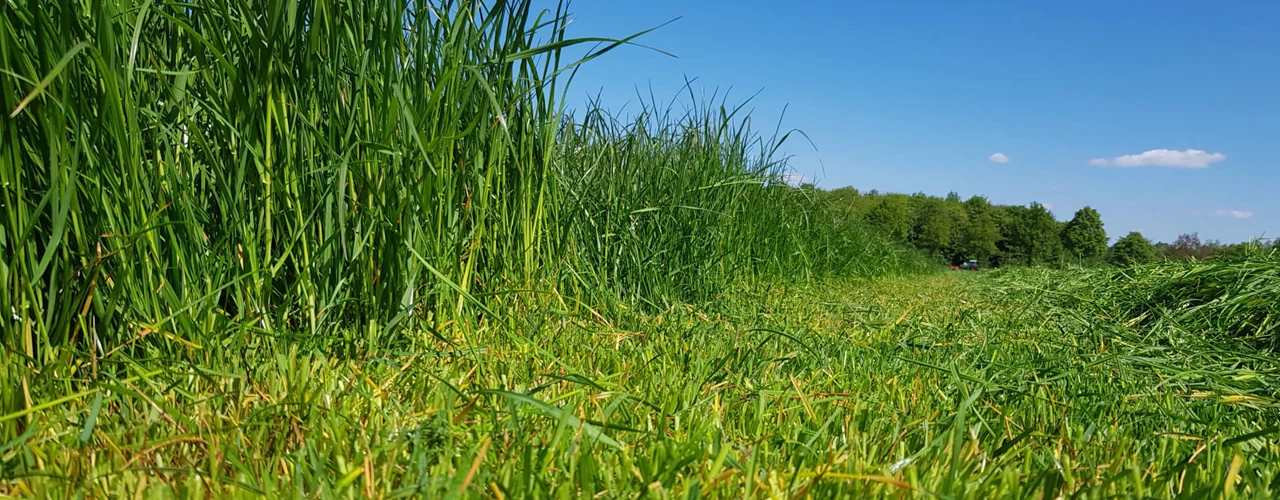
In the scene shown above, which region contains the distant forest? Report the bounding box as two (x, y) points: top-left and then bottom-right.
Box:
(808, 185), (1275, 268)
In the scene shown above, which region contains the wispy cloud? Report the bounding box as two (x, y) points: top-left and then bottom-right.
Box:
(782, 171), (812, 186)
(988, 152), (1010, 164)
(1089, 149), (1225, 169)
(1213, 209), (1254, 219)
(1042, 203), (1055, 210)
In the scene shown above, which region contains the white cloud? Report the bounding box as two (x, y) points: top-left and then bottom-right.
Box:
(782, 171), (812, 186)
(988, 152), (1010, 164)
(1089, 149), (1225, 169)
(1042, 203), (1055, 210)
(1213, 209), (1254, 219)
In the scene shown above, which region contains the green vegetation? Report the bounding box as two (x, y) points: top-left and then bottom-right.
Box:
(1062, 206), (1108, 263)
(1, 0), (925, 365)
(1155, 233), (1276, 262)
(555, 103), (928, 308)
(819, 188), (1094, 267)
(1050, 249), (1280, 350)
(6, 256), (1280, 497)
(4, 1), (1280, 498)
(816, 187), (1275, 268)
(1111, 232), (1159, 267)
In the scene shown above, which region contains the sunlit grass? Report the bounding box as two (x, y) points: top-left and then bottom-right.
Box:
(4, 0), (1279, 497)
(6, 268), (1280, 497)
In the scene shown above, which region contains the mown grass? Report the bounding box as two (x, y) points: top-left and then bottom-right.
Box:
(1021, 248), (1280, 350)
(6, 269), (1280, 497)
(5, 0), (1280, 497)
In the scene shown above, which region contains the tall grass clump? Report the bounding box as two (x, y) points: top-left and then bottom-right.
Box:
(2, 0), (924, 370)
(557, 95), (931, 308)
(3, 0), (600, 368)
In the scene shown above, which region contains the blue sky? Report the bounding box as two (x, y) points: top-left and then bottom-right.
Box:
(554, 0), (1278, 244)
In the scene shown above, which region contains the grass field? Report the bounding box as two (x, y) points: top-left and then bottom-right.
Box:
(5, 259), (1280, 498)
(4, 1), (1280, 498)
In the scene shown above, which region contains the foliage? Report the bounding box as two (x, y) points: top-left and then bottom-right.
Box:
(818, 188), (1075, 267)
(959, 195), (1001, 264)
(1168, 232), (1211, 260)
(863, 194), (914, 241)
(908, 197), (955, 261)
(1002, 202), (1064, 266)
(1155, 232), (1273, 262)
(817, 186), (1263, 269)
(1061, 206), (1108, 262)
(1109, 231), (1158, 266)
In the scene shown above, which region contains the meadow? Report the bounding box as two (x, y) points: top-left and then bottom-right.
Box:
(3, 1), (1280, 498)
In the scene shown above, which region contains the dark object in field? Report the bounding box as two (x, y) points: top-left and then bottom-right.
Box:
(951, 259), (982, 271)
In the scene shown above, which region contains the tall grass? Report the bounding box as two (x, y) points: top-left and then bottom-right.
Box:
(3, 1), (560, 370)
(8, 2), (1280, 496)
(558, 95), (931, 308)
(1, 1), (923, 367)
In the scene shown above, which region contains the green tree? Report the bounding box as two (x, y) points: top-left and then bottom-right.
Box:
(1168, 233), (1209, 260)
(910, 198), (953, 260)
(940, 196), (970, 262)
(1109, 232), (1156, 266)
(1061, 206), (1108, 263)
(960, 196), (1000, 264)
(822, 186), (861, 211)
(1001, 203), (1062, 266)
(821, 186), (879, 220)
(865, 195), (914, 240)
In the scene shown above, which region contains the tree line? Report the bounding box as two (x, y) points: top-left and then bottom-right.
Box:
(807, 185), (1274, 268)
